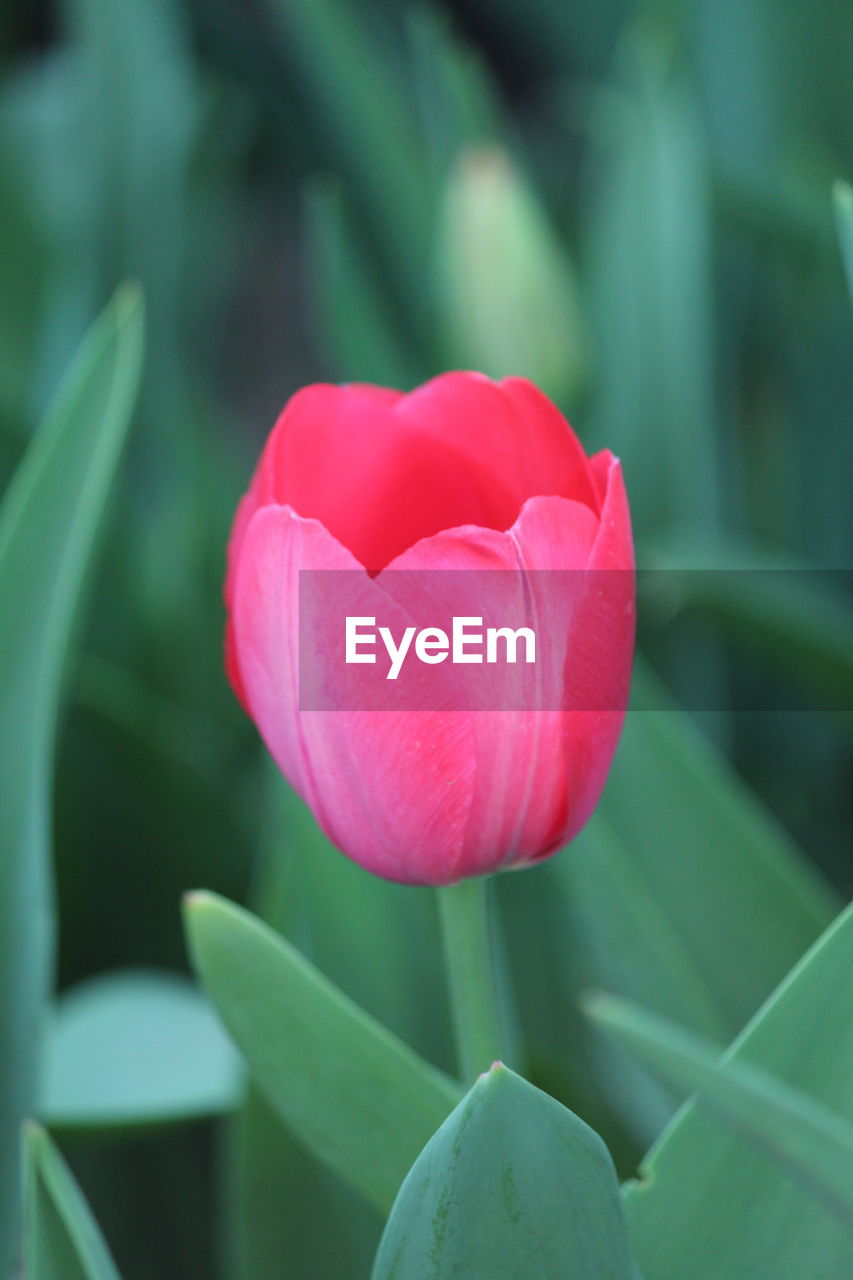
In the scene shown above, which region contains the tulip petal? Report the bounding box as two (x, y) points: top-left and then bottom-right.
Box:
(401, 372), (600, 517)
(230, 504), (477, 884)
(256, 382), (519, 572)
(380, 523), (547, 875)
(495, 496), (603, 867)
(243, 375), (599, 573)
(224, 487), (265, 710)
(379, 499), (600, 874)
(555, 455), (635, 845)
(493, 376), (600, 510)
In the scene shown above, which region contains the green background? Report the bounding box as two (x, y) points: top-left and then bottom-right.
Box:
(0, 0), (851, 1276)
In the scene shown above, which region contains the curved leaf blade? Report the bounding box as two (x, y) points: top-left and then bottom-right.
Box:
(585, 991), (853, 1223)
(372, 1063), (637, 1280)
(833, 179), (853, 307)
(184, 891), (461, 1213)
(603, 666), (836, 1031)
(0, 286), (143, 1277)
(40, 969), (241, 1130)
(24, 1124), (121, 1280)
(623, 904), (853, 1280)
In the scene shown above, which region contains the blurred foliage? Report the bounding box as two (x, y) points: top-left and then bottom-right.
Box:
(0, 0), (851, 1277)
(0, 286), (142, 1276)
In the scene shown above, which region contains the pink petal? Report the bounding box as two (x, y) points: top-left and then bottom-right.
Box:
(257, 382), (518, 571)
(242, 374), (599, 572)
(399, 373), (600, 520)
(555, 454), (635, 846)
(379, 499), (601, 875)
(230, 504), (477, 884)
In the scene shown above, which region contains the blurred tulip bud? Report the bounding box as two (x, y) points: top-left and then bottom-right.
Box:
(437, 147), (588, 403)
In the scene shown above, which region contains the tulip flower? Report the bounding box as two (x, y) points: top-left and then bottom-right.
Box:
(225, 372), (634, 888)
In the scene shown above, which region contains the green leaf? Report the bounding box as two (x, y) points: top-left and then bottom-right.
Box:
(40, 969), (241, 1130)
(184, 891), (461, 1213)
(224, 772), (445, 1277)
(403, 7), (499, 182)
(833, 179), (853, 307)
(507, 660), (837, 1146)
(24, 1124), (121, 1280)
(0, 142), (50, 427)
(303, 179), (422, 389)
(263, 0), (431, 301)
(68, 0), (217, 636)
(601, 665), (836, 1034)
(548, 807), (730, 1140)
(623, 903), (853, 1280)
(0, 285), (143, 1278)
(371, 1063), (637, 1280)
(224, 1088), (381, 1280)
(583, 34), (721, 536)
(70, 0), (196, 383)
(638, 544), (853, 724)
(249, 774), (452, 1068)
(585, 991), (853, 1224)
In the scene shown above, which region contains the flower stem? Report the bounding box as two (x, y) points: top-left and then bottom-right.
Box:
(437, 876), (503, 1082)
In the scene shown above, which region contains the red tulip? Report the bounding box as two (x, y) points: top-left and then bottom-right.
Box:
(225, 373), (634, 885)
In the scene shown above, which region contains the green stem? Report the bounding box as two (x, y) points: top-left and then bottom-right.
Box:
(437, 876), (503, 1082)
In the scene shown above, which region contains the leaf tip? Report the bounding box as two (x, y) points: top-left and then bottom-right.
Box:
(181, 891), (241, 962)
(832, 177), (853, 210)
(21, 1120), (45, 1151)
(182, 888), (210, 907)
(114, 278), (145, 319)
(577, 986), (613, 1023)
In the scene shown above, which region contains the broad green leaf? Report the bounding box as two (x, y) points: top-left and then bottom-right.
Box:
(624, 904), (853, 1280)
(185, 891), (461, 1213)
(224, 772), (445, 1277)
(24, 1124), (121, 1280)
(251, 770), (454, 1079)
(833, 179), (853, 306)
(502, 660), (836, 1147)
(224, 1088), (380, 1280)
(40, 969), (241, 1130)
(548, 807), (729, 1141)
(0, 286), (143, 1279)
(585, 991), (853, 1223)
(371, 1064), (637, 1280)
(601, 665), (836, 1033)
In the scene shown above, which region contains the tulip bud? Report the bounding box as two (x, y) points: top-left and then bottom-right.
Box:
(437, 148), (587, 404)
(225, 373), (634, 885)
